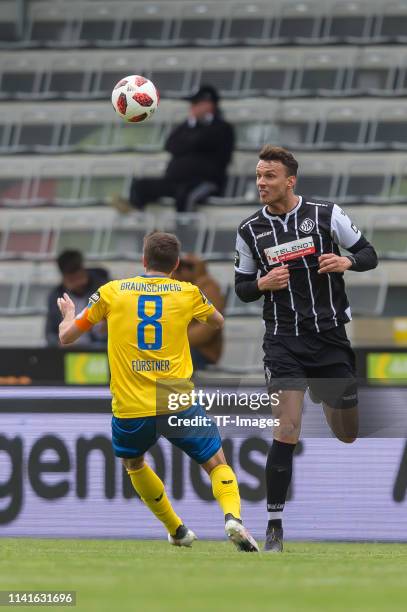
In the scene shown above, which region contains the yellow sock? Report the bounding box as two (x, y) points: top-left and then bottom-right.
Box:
(210, 464), (241, 520)
(127, 463), (182, 536)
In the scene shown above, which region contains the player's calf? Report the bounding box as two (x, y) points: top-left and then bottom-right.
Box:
(323, 404), (359, 444)
(124, 458), (185, 539)
(264, 439), (296, 552)
(201, 451), (259, 552)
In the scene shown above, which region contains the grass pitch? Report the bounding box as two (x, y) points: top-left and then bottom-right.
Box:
(1, 539), (406, 611)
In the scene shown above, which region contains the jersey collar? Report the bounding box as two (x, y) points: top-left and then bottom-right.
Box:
(262, 195), (303, 222)
(139, 274), (169, 278)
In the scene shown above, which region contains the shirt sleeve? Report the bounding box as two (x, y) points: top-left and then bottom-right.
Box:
(234, 228), (258, 274)
(74, 285), (109, 332)
(191, 285), (216, 322)
(330, 204), (362, 249)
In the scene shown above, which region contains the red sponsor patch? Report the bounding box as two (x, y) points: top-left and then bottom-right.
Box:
(155, 87), (160, 104)
(114, 79), (128, 90)
(134, 75), (148, 87)
(264, 237), (316, 265)
(132, 92), (154, 107)
(116, 92), (128, 115)
(275, 245), (316, 263)
(128, 112), (148, 123)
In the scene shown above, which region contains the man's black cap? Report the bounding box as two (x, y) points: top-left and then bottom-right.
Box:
(186, 84), (220, 104)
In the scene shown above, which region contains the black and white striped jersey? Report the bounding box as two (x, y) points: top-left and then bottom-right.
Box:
(234, 196), (377, 336)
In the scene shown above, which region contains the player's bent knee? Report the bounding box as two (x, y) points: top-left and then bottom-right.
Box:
(336, 432), (358, 444)
(122, 456), (145, 472)
(273, 422), (301, 445)
(341, 436), (357, 444)
(200, 448), (227, 475)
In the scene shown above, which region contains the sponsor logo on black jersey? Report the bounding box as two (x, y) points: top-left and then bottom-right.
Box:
(257, 230), (274, 239)
(299, 218), (315, 234)
(264, 237), (316, 264)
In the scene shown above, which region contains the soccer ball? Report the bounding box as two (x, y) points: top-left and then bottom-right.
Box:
(111, 75), (159, 123)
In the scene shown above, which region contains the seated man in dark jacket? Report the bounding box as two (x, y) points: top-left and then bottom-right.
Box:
(113, 85), (234, 213)
(45, 250), (109, 346)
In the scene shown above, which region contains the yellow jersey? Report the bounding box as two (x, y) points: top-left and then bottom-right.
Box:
(75, 275), (215, 418)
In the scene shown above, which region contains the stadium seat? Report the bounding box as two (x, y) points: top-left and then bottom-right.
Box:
(0, 264), (22, 314)
(0, 315), (46, 346)
(45, 54), (95, 100)
(295, 157), (340, 201)
(77, 2), (123, 47)
(339, 158), (394, 205)
(374, 105), (407, 151)
(222, 2), (275, 46)
(316, 104), (370, 151)
(273, 0), (326, 45)
(366, 212), (407, 259)
(0, 110), (14, 155)
(172, 2), (227, 47)
(293, 48), (355, 97)
(345, 267), (388, 316)
(100, 212), (156, 260)
(24, 1), (83, 48)
(0, 213), (58, 261)
(321, 0), (377, 44)
(79, 159), (135, 206)
(245, 51), (296, 97)
(278, 101), (319, 151)
(120, 2), (178, 47)
(214, 317), (264, 373)
(156, 212), (207, 256)
(373, 0), (407, 43)
(198, 51), (245, 98)
(10, 108), (62, 154)
(204, 216), (237, 261)
(0, 1), (23, 47)
(350, 48), (401, 97)
(18, 263), (57, 315)
(0, 53), (45, 100)
(150, 52), (198, 98)
(53, 212), (108, 260)
(93, 52), (151, 99)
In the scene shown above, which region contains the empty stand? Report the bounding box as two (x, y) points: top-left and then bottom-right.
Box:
(1, 47), (407, 101)
(2, 0), (407, 50)
(1, 0), (407, 357)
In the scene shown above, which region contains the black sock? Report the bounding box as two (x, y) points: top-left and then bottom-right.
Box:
(268, 519), (282, 530)
(266, 439), (296, 530)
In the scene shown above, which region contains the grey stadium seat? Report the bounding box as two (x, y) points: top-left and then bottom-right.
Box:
(222, 2), (275, 46)
(273, 0), (326, 45)
(120, 2), (177, 47)
(321, 0), (377, 45)
(172, 2), (227, 47)
(373, 1), (407, 43)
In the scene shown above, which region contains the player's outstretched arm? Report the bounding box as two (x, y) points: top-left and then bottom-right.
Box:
(205, 309), (224, 330)
(57, 293), (85, 345)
